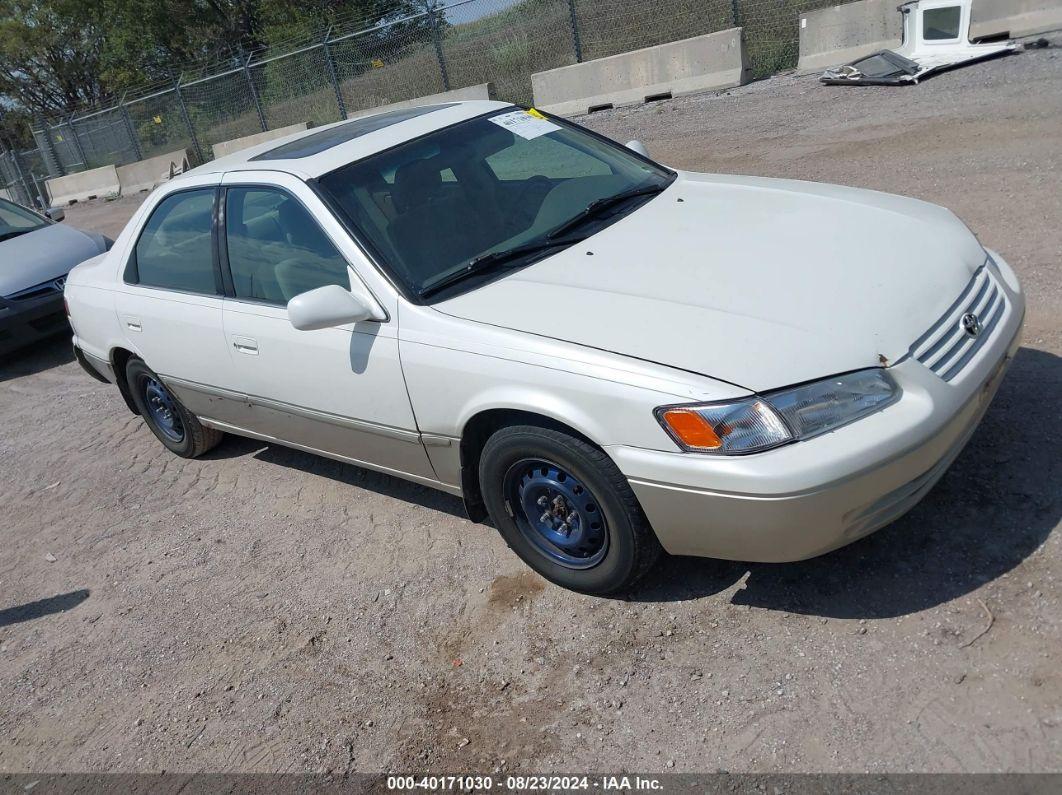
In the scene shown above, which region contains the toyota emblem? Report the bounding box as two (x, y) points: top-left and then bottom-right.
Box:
(960, 312), (981, 338)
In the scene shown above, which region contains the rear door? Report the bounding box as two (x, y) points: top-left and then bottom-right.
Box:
(112, 176), (245, 425)
(218, 170), (435, 481)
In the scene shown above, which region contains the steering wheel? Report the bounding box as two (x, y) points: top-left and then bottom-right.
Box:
(508, 175), (554, 230)
(512, 175), (553, 206)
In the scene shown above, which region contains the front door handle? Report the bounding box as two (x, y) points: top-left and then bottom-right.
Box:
(232, 336), (259, 355)
(124, 316), (142, 332)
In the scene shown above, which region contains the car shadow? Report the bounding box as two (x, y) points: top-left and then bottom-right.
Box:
(203, 433), (468, 519)
(0, 589), (90, 628)
(0, 334), (73, 383)
(627, 347), (1060, 618)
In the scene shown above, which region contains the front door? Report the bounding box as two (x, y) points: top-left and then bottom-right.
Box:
(218, 174), (435, 481)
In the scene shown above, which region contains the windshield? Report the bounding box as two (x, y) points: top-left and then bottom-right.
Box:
(318, 107), (673, 300)
(0, 198), (48, 242)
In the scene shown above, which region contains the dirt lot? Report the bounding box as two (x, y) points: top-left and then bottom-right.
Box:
(2, 40), (1060, 776)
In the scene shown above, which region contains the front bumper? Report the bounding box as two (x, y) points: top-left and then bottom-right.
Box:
(0, 292), (68, 357)
(610, 262), (1025, 563)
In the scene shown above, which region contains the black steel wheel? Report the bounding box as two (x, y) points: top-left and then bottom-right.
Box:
(479, 425), (661, 594)
(126, 358), (223, 458)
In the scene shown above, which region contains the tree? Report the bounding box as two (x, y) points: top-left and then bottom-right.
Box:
(0, 105), (34, 149)
(0, 0), (427, 119)
(98, 0), (262, 88)
(0, 0), (109, 114)
(255, 0), (432, 47)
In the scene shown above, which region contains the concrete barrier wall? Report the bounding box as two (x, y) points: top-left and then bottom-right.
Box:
(347, 83), (496, 120)
(532, 28), (750, 117)
(46, 164), (121, 206)
(116, 149), (190, 194)
(970, 0), (1062, 39)
(796, 0), (902, 74)
(212, 122), (309, 160)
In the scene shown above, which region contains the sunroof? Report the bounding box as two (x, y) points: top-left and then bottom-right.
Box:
(250, 104), (457, 161)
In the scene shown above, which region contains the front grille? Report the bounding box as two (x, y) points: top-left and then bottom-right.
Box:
(909, 265), (1006, 381)
(28, 314), (67, 333)
(5, 280), (62, 302)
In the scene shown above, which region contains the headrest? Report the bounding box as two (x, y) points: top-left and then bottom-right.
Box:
(392, 157), (443, 214)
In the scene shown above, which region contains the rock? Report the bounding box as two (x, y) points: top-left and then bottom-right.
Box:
(44, 553), (57, 563)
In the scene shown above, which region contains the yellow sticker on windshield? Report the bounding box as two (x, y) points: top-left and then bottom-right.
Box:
(527, 108), (546, 119)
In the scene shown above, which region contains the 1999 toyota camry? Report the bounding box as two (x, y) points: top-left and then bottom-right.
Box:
(66, 101), (1024, 593)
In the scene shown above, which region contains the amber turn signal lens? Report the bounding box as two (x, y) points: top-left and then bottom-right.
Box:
(660, 409), (723, 450)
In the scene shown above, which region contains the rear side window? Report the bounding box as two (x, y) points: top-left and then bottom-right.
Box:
(923, 6), (961, 40)
(133, 189), (217, 294)
(225, 187), (350, 304)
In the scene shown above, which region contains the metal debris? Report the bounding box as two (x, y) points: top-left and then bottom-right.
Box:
(822, 0), (1017, 86)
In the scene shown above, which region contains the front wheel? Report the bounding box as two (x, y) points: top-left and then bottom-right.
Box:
(126, 358), (222, 458)
(479, 425), (661, 594)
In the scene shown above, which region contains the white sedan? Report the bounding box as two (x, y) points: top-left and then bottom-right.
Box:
(66, 101), (1024, 593)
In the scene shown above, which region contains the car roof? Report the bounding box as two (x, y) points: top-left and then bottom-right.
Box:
(182, 100), (513, 182)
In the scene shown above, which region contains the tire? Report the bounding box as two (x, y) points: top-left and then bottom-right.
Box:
(126, 358), (223, 458)
(479, 425), (661, 594)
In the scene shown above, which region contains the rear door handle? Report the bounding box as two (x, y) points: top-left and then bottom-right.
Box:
(124, 317), (142, 332)
(232, 336), (259, 355)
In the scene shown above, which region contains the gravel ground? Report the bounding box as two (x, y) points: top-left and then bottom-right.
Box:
(1, 40), (1060, 776)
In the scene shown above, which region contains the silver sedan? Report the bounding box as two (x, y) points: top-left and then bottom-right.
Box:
(0, 197), (111, 356)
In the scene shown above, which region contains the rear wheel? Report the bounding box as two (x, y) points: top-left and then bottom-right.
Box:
(479, 425), (661, 594)
(126, 358), (222, 458)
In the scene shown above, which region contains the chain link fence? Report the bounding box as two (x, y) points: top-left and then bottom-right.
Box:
(180, 66), (267, 159)
(124, 86), (198, 161)
(331, 13), (447, 116)
(0, 147), (49, 208)
(7, 0), (863, 201)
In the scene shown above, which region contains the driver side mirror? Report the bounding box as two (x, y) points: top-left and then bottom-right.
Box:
(46, 207), (65, 222)
(287, 283), (386, 331)
(625, 140), (649, 158)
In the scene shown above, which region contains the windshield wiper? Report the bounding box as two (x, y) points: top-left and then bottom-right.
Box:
(546, 183), (667, 241)
(418, 237), (584, 299)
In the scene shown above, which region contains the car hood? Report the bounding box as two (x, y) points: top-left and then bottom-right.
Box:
(434, 172), (987, 392)
(0, 223), (102, 297)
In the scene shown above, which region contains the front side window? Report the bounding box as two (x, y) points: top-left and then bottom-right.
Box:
(225, 187), (350, 304)
(133, 189), (217, 294)
(923, 6), (961, 40)
(319, 107), (674, 300)
(0, 198), (48, 241)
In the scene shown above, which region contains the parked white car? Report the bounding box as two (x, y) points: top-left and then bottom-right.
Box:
(66, 101), (1024, 593)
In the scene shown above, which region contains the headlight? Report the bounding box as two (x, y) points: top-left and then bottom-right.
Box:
(655, 369), (899, 455)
